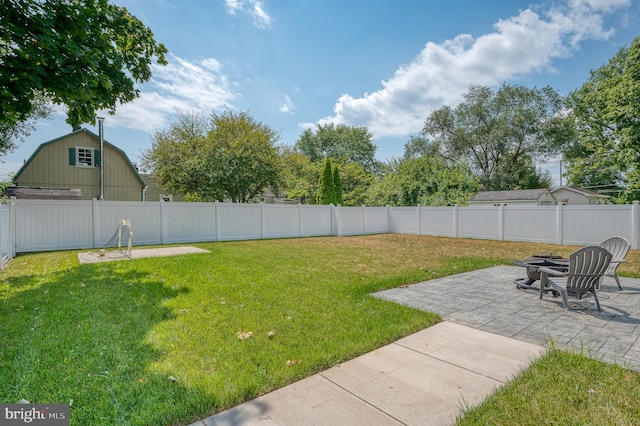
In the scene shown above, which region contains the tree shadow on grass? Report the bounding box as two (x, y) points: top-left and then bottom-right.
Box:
(0, 262), (214, 425)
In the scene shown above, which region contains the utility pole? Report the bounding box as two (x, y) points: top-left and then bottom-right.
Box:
(559, 160), (563, 187)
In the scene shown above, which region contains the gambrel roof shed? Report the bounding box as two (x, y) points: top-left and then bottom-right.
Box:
(13, 128), (146, 201)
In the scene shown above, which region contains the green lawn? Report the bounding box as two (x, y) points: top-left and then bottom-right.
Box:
(1, 235), (640, 425)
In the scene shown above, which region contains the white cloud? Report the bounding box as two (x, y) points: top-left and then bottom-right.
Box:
(313, 1), (630, 139)
(105, 54), (238, 133)
(280, 94), (294, 114)
(225, 0), (272, 29)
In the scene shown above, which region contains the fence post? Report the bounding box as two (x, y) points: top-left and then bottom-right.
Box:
(453, 205), (459, 238)
(298, 203), (302, 237)
(260, 202), (265, 239)
(499, 204), (505, 241)
(334, 204), (340, 236)
(556, 203), (564, 245)
(362, 204), (366, 235)
(92, 198), (99, 248)
(159, 200), (166, 244)
(215, 200), (220, 242)
(416, 205), (421, 235)
(633, 201), (639, 250)
(10, 202), (16, 259)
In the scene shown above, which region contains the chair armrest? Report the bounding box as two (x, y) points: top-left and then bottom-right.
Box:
(610, 258), (627, 264)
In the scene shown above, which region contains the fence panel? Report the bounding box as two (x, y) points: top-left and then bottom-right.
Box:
(457, 207), (499, 240)
(217, 202), (261, 240)
(163, 202), (217, 244)
(96, 201), (161, 246)
(300, 205), (332, 236)
(15, 200), (94, 251)
(420, 207), (455, 237)
(364, 207), (389, 234)
(503, 206), (557, 243)
(562, 205), (633, 246)
(388, 207), (418, 234)
(337, 206), (365, 236)
(0, 203), (14, 267)
(262, 204), (301, 239)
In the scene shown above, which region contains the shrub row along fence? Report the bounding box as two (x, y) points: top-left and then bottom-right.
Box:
(1, 199), (639, 265)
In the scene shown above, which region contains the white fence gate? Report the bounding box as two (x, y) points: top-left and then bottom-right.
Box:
(2, 200), (639, 262)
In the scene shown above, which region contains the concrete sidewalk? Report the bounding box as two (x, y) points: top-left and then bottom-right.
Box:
(191, 322), (543, 426)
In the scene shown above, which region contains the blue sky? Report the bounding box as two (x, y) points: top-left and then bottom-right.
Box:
(3, 0), (640, 186)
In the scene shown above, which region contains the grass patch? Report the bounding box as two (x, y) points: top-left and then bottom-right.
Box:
(1, 234), (639, 425)
(456, 345), (640, 425)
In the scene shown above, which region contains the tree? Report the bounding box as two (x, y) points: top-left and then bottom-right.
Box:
(333, 165), (344, 205)
(564, 35), (640, 202)
(339, 162), (375, 206)
(365, 155), (480, 206)
(1, 0), (167, 133)
(142, 110), (282, 202)
(295, 123), (380, 173)
(0, 93), (52, 155)
(491, 154), (552, 190)
(423, 83), (570, 191)
(278, 146), (318, 203)
(316, 158), (336, 204)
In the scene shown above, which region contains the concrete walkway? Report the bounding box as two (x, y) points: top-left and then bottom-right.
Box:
(191, 265), (640, 425)
(192, 322), (543, 426)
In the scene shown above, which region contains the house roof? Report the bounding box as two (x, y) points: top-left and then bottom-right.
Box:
(550, 186), (609, 199)
(469, 189), (552, 202)
(14, 128), (146, 187)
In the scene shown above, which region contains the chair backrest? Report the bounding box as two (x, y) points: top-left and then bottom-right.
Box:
(600, 236), (631, 260)
(566, 246), (612, 291)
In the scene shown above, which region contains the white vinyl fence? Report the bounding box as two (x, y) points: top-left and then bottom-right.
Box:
(0, 202), (15, 267)
(2, 199), (639, 262)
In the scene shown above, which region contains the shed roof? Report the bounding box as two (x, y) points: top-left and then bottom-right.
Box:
(469, 189), (551, 202)
(550, 186), (609, 199)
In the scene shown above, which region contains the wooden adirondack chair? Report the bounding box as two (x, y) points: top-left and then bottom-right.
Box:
(599, 236), (630, 290)
(539, 246), (612, 312)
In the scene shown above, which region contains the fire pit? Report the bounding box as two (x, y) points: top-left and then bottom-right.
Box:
(512, 254), (569, 291)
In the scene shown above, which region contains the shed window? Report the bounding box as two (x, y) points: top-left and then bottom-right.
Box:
(69, 147), (100, 167)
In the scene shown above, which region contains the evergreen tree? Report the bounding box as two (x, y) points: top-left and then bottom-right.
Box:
(316, 159), (336, 204)
(333, 166), (344, 205)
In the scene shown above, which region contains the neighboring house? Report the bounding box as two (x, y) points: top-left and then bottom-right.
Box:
(468, 189), (557, 206)
(140, 174), (186, 202)
(550, 186), (609, 205)
(12, 128), (146, 201)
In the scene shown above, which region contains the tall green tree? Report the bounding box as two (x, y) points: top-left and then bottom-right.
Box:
(564, 35), (640, 202)
(295, 123), (380, 173)
(333, 166), (344, 205)
(423, 83), (570, 191)
(1, 0), (167, 135)
(316, 158), (336, 205)
(142, 109), (281, 202)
